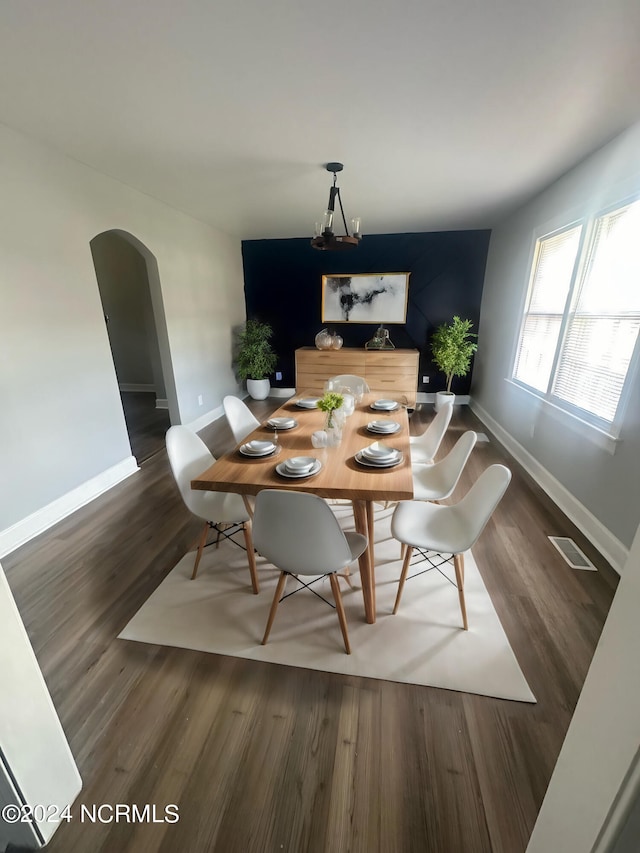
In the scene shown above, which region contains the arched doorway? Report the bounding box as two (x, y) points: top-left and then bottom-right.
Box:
(90, 230), (178, 462)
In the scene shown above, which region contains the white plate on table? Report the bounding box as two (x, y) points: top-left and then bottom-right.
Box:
(267, 417), (298, 429)
(361, 442), (398, 461)
(283, 455), (316, 474)
(370, 399), (399, 411)
(239, 440), (277, 457)
(276, 459), (322, 478)
(295, 397), (321, 409)
(355, 449), (403, 468)
(367, 420), (401, 434)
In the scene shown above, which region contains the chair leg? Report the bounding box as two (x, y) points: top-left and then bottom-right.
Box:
(453, 552), (468, 630)
(329, 573), (351, 655)
(262, 571), (287, 645)
(337, 567), (354, 588)
(242, 522), (260, 594)
(191, 522), (210, 580)
(400, 542), (407, 561)
(393, 545), (413, 614)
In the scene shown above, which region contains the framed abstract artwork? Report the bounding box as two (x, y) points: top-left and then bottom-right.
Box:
(321, 272), (410, 323)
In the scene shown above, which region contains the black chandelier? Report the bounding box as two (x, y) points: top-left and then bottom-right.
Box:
(311, 162), (361, 251)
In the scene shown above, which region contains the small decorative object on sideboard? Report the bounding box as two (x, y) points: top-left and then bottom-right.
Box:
(430, 316), (478, 411)
(315, 328), (332, 350)
(365, 324), (395, 350)
(315, 328), (343, 350)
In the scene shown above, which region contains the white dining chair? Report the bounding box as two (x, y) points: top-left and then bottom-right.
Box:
(252, 490), (368, 654)
(409, 400), (454, 466)
(391, 464), (512, 628)
(326, 374), (370, 396)
(166, 425), (259, 592)
(223, 395), (261, 445)
(412, 430), (477, 502)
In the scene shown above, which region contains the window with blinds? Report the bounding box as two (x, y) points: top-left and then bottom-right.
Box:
(513, 225), (581, 392)
(513, 198), (640, 431)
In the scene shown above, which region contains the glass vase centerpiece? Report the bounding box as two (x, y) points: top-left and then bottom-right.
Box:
(316, 391), (345, 447)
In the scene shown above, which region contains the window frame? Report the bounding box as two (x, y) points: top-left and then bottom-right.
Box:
(510, 194), (640, 442)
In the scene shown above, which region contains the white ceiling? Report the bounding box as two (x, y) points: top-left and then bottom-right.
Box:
(1, 0), (639, 239)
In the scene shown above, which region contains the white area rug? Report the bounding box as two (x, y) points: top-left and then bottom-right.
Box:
(119, 506), (535, 702)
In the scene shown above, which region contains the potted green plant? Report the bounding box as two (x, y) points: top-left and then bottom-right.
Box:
(236, 319), (277, 400)
(316, 391), (345, 446)
(430, 316), (478, 411)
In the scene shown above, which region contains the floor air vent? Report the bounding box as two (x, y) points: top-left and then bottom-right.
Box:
(548, 536), (597, 571)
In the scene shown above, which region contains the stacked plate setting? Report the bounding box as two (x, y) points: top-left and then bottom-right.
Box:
(239, 439), (277, 457)
(370, 398), (399, 412)
(276, 455), (321, 478)
(367, 419), (401, 435)
(295, 397), (321, 409)
(267, 416), (297, 430)
(355, 442), (403, 468)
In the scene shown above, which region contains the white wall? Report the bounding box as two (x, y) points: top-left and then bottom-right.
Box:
(526, 522), (640, 852)
(0, 561), (82, 845)
(472, 122), (640, 559)
(0, 123), (246, 549)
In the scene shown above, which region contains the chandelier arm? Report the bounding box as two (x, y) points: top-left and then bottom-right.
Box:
(311, 162), (358, 250)
(336, 188), (350, 237)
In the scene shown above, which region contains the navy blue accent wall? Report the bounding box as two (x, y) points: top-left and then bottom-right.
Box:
(241, 230), (491, 394)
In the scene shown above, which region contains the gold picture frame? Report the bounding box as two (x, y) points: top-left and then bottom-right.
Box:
(321, 272), (410, 323)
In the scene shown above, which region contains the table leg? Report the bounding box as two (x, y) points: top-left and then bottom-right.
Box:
(366, 500), (376, 618)
(352, 499), (375, 624)
(242, 494), (255, 519)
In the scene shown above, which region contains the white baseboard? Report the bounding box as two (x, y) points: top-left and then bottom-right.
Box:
(186, 404), (225, 433)
(185, 391), (295, 433)
(416, 393), (470, 405)
(155, 398), (168, 410)
(0, 456), (139, 558)
(470, 399), (628, 574)
(119, 383), (155, 393)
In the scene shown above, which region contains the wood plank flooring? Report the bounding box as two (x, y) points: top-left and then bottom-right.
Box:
(121, 390), (171, 463)
(2, 401), (618, 852)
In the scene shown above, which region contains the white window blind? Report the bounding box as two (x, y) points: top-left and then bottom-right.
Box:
(513, 225), (581, 392)
(512, 197), (640, 432)
(552, 200), (640, 424)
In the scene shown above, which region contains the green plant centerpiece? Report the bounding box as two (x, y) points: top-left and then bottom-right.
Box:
(317, 391), (344, 430)
(431, 316), (478, 403)
(236, 319), (277, 381)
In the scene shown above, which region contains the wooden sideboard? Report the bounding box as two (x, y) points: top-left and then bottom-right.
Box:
(295, 347), (419, 405)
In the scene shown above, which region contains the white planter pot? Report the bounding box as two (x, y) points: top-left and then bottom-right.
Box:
(435, 390), (455, 412)
(246, 378), (270, 400)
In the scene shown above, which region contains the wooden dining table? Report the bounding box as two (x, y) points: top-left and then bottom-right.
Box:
(191, 393), (414, 623)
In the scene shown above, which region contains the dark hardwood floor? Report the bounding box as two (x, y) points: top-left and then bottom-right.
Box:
(121, 391), (171, 463)
(3, 401), (618, 852)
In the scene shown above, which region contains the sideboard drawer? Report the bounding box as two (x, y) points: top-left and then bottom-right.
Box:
(364, 351), (419, 369)
(367, 371), (417, 388)
(295, 347), (419, 403)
